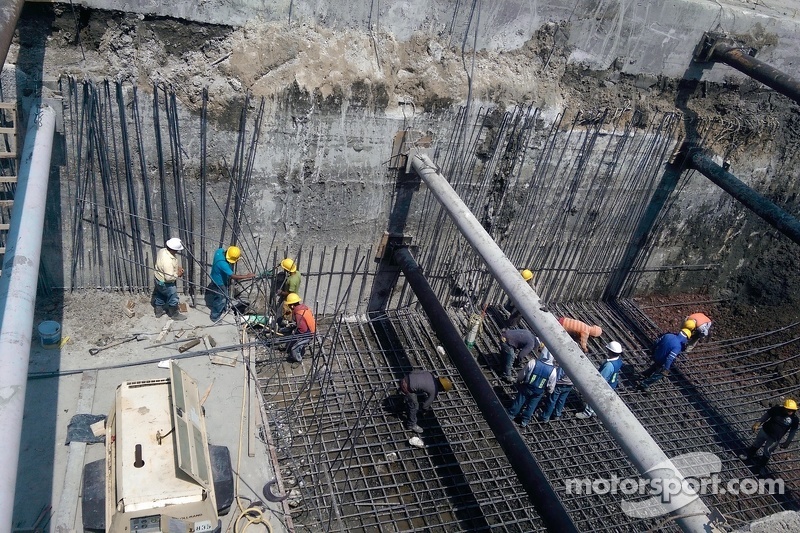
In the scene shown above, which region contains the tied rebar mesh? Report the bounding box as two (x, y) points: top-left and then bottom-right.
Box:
(255, 301), (799, 532)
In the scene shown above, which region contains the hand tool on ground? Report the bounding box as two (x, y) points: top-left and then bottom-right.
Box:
(178, 338), (202, 353)
(89, 335), (142, 355)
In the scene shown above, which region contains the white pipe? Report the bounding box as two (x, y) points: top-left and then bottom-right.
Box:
(410, 151), (713, 532)
(0, 104), (56, 528)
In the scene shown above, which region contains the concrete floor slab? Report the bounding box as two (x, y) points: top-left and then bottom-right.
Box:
(13, 294), (289, 532)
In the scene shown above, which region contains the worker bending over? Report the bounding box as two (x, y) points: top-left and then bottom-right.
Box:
(499, 328), (541, 383)
(507, 348), (556, 428)
(741, 399), (798, 470)
(400, 370), (453, 434)
(637, 329), (690, 393)
(558, 316), (602, 353)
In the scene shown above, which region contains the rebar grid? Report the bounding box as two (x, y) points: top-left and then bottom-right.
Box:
(256, 300), (798, 532)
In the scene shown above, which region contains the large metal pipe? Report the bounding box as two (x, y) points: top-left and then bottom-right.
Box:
(688, 149), (800, 246)
(409, 150), (714, 532)
(708, 41), (800, 106)
(0, 0), (24, 69)
(0, 104), (56, 528)
(393, 246), (578, 532)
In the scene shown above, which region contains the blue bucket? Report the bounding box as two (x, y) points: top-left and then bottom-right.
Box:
(38, 320), (61, 348)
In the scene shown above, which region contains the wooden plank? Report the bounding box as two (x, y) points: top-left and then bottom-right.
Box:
(0, 176), (17, 183)
(53, 370), (98, 532)
(0, 224), (9, 230)
(0, 200), (13, 207)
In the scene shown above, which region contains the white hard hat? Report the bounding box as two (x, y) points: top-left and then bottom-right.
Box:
(606, 341), (623, 354)
(166, 238), (184, 251)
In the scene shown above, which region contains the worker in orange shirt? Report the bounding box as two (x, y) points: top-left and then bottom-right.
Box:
(683, 312), (713, 349)
(558, 316), (602, 353)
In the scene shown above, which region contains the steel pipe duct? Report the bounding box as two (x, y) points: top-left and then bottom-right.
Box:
(409, 150), (714, 532)
(709, 42), (800, 106)
(688, 149), (800, 246)
(0, 104), (56, 528)
(694, 33), (800, 105)
(393, 246), (578, 532)
(0, 0), (24, 69)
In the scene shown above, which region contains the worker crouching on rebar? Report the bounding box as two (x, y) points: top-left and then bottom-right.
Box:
(283, 293), (316, 363)
(575, 342), (623, 420)
(507, 347), (556, 428)
(205, 245), (255, 323)
(399, 370), (453, 434)
(152, 237), (187, 321)
(499, 328), (541, 383)
(637, 329), (691, 394)
(740, 399), (799, 471)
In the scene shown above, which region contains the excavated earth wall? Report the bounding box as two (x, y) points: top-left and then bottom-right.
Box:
(4, 0), (800, 312)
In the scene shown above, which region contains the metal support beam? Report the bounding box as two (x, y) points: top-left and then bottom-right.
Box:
(393, 246), (578, 533)
(0, 0), (24, 69)
(409, 150), (714, 533)
(687, 149), (800, 246)
(694, 32), (800, 105)
(0, 104), (56, 529)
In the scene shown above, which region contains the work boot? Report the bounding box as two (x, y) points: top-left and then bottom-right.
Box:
(153, 306), (166, 318)
(575, 411), (593, 420)
(409, 424), (423, 434)
(502, 374), (514, 383)
(167, 306), (188, 321)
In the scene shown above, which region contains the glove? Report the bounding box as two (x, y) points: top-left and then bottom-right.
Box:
(752, 422), (761, 433)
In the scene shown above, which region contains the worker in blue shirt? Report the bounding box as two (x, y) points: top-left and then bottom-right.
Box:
(637, 329), (691, 393)
(575, 341), (624, 419)
(205, 245), (255, 322)
(507, 349), (556, 427)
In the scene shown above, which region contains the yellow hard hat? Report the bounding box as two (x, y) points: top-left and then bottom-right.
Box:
(225, 245), (242, 264)
(285, 293), (301, 305)
(521, 269), (534, 281)
(680, 328), (692, 339)
(785, 399), (798, 411)
(683, 318), (698, 331)
(438, 377), (453, 392)
(281, 258), (297, 273)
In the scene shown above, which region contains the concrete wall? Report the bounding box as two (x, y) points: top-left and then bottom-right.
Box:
(49, 0), (800, 81)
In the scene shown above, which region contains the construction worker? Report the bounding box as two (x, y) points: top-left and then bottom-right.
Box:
(205, 245), (255, 323)
(499, 328), (541, 383)
(740, 399), (799, 468)
(284, 293), (316, 363)
(507, 348), (556, 427)
(399, 370), (453, 434)
(683, 312), (713, 349)
(575, 341), (623, 419)
(152, 237), (187, 320)
(539, 360), (573, 422)
(637, 329), (691, 393)
(558, 316), (603, 353)
(505, 269), (534, 327)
